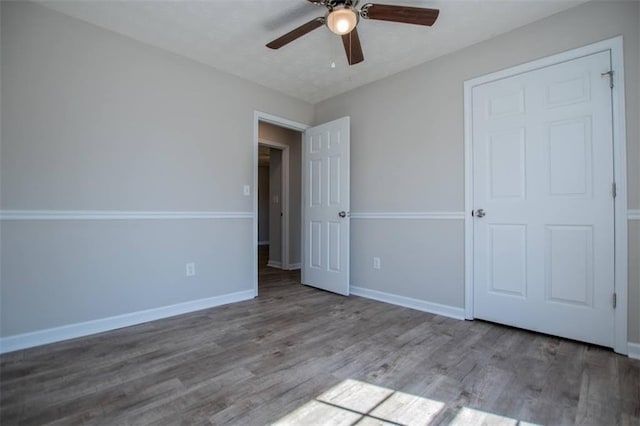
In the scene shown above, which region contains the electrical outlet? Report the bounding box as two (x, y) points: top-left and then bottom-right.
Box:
(243, 185), (251, 196)
(373, 257), (381, 270)
(186, 262), (196, 277)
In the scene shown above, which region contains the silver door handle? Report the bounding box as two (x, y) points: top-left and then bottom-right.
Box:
(474, 209), (486, 218)
(338, 211), (347, 218)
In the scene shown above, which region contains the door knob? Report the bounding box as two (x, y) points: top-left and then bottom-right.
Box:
(338, 211), (347, 218)
(474, 209), (486, 218)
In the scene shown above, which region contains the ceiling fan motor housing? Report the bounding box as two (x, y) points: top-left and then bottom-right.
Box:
(321, 0), (359, 10)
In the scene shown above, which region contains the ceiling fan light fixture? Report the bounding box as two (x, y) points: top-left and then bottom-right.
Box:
(326, 6), (358, 35)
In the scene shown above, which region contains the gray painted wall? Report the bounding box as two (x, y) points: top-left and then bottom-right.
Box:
(315, 1), (640, 343)
(0, 1), (314, 337)
(268, 149), (282, 264)
(257, 166), (269, 243)
(2, 220), (253, 335)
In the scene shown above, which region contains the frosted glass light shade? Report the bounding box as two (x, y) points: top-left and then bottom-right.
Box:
(326, 7), (358, 35)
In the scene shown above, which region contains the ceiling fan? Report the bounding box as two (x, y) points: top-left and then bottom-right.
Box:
(266, 0), (439, 66)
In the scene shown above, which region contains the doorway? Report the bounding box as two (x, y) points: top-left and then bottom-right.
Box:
(254, 113), (308, 294)
(253, 112), (352, 297)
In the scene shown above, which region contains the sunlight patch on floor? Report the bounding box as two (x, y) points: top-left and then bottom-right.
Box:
(450, 407), (542, 425)
(273, 379), (443, 425)
(317, 379), (395, 414)
(273, 400), (362, 426)
(273, 379), (542, 426)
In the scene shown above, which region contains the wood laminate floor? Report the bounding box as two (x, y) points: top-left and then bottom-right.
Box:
(1, 247), (638, 425)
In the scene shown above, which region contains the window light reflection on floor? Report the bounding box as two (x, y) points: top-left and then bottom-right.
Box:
(272, 379), (541, 426)
(450, 407), (541, 426)
(273, 379), (443, 425)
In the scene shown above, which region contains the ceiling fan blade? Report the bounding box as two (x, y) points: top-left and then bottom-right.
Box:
(361, 3), (439, 26)
(341, 28), (364, 65)
(266, 17), (325, 49)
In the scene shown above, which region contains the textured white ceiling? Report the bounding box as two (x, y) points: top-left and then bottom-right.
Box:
(40, 0), (588, 104)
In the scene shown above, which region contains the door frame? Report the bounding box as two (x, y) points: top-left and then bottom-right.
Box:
(258, 139), (290, 270)
(463, 36), (628, 354)
(253, 111), (310, 296)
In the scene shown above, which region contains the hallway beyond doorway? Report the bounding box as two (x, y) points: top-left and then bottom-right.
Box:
(258, 245), (300, 291)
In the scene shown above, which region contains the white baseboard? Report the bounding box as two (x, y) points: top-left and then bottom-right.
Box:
(628, 342), (640, 360)
(267, 260), (282, 269)
(350, 286), (465, 320)
(258, 241), (269, 246)
(266, 261), (299, 270)
(0, 290), (255, 354)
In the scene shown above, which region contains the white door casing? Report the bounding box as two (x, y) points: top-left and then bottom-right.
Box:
(470, 50), (618, 348)
(302, 117), (350, 296)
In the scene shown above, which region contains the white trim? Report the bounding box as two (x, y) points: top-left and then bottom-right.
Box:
(257, 111), (311, 132)
(0, 210), (253, 220)
(464, 63), (475, 321)
(628, 343), (640, 360)
(287, 262), (302, 270)
(629, 210), (640, 220)
(350, 211), (465, 220)
(259, 138), (291, 270)
(254, 111), (309, 297)
(463, 36), (628, 354)
(259, 139), (290, 149)
(351, 286), (465, 320)
(609, 36), (629, 356)
(464, 38), (624, 88)
(0, 290), (254, 354)
(258, 240), (270, 246)
(267, 260), (282, 269)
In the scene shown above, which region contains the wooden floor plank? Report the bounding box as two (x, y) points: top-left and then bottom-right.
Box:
(1, 246), (638, 425)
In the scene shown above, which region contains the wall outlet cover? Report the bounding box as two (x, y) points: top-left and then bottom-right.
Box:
(186, 262), (196, 277)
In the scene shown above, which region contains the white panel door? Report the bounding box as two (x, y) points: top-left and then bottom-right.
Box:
(302, 117), (350, 296)
(472, 51), (615, 347)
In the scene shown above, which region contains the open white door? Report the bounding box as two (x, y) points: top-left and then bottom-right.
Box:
(302, 117), (350, 296)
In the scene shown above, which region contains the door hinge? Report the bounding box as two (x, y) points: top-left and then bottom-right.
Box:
(601, 70), (614, 89)
(612, 182), (617, 198)
(613, 292), (617, 309)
